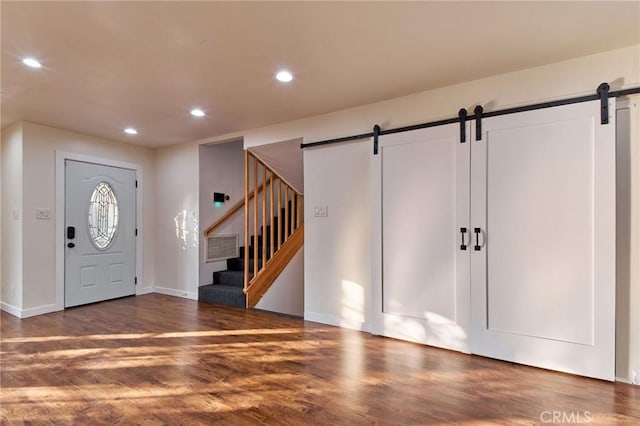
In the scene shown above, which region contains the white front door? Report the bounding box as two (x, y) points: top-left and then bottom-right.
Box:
(373, 123), (471, 352)
(470, 100), (616, 380)
(65, 160), (136, 307)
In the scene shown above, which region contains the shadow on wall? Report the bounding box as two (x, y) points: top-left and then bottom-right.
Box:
(174, 210), (199, 251)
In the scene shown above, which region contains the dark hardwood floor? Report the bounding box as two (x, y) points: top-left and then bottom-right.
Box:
(1, 294), (638, 425)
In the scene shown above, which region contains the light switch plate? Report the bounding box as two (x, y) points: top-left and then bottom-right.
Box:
(313, 205), (328, 217)
(36, 208), (51, 219)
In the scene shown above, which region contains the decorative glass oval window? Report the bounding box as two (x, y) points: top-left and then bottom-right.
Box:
(88, 182), (119, 249)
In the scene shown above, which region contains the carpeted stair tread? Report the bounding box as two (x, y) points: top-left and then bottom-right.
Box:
(227, 257), (263, 272)
(213, 270), (247, 287)
(198, 284), (245, 308)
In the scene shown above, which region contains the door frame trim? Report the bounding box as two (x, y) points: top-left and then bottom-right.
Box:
(55, 151), (144, 312)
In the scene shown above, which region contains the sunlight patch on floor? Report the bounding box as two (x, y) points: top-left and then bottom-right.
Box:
(1, 327), (337, 344)
(1, 338), (340, 372)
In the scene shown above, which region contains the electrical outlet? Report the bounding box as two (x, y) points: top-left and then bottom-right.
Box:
(313, 205), (328, 217)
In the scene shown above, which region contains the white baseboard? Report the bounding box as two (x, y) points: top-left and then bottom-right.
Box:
(616, 375), (640, 386)
(1, 302), (22, 318)
(304, 311), (370, 332)
(304, 311), (338, 327)
(1, 302), (61, 318)
(1, 288), (198, 318)
(21, 303), (61, 318)
(153, 286), (198, 300)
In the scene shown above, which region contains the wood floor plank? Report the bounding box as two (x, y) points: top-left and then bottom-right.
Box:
(1, 294), (638, 425)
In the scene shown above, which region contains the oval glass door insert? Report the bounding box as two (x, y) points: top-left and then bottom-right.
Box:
(88, 182), (119, 249)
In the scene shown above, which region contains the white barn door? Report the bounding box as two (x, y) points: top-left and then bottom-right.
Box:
(372, 123), (471, 352)
(470, 100), (616, 380)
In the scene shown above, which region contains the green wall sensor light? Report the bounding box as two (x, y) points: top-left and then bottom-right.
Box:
(213, 192), (229, 207)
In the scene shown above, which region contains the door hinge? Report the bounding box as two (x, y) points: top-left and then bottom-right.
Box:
(135, 180), (138, 188)
(135, 277), (137, 285)
(135, 228), (138, 236)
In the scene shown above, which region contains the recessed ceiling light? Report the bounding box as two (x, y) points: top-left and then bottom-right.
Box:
(124, 128), (138, 135)
(275, 70), (293, 82)
(190, 108), (205, 117)
(22, 57), (42, 68)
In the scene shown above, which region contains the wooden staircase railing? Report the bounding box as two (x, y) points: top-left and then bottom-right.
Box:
(244, 150), (304, 307)
(203, 149), (303, 308)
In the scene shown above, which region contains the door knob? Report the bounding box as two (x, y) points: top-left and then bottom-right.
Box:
(67, 242), (75, 248)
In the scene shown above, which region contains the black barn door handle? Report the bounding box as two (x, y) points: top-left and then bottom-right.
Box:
(460, 227), (468, 250)
(474, 228), (482, 251)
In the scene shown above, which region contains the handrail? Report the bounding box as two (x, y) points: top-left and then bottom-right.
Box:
(204, 185), (265, 236)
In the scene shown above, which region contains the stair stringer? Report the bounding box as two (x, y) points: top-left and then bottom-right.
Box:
(245, 224), (304, 308)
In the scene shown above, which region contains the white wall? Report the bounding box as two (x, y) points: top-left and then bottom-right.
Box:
(303, 142), (372, 329)
(633, 98), (640, 385)
(1, 122), (24, 313)
(187, 45), (639, 382)
(154, 142), (199, 299)
(633, 97), (640, 384)
(0, 124), (2, 309)
(1, 121), (156, 315)
(255, 247), (304, 317)
(198, 140), (245, 286)
(616, 98), (640, 384)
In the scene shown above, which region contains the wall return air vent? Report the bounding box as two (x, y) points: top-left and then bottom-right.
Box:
(206, 234), (239, 262)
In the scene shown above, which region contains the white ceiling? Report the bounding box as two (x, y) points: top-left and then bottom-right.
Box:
(2, 1), (638, 148)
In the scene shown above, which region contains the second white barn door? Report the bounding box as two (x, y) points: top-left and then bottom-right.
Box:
(470, 100), (616, 380)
